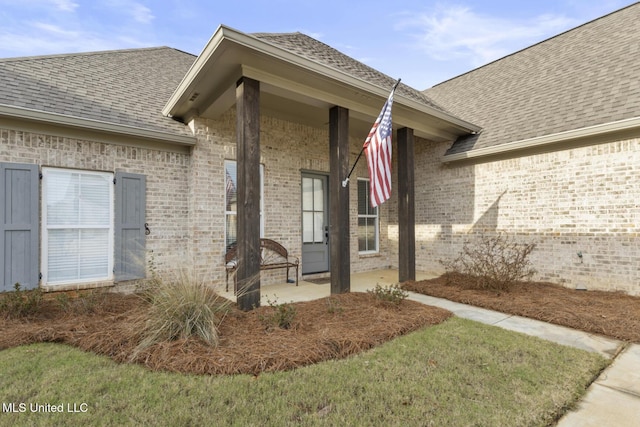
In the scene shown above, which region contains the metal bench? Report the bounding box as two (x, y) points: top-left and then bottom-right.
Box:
(225, 238), (299, 292)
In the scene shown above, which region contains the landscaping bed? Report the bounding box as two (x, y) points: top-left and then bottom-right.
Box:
(403, 273), (640, 343)
(0, 291), (451, 375)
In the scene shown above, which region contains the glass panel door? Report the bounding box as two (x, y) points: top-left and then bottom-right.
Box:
(302, 177), (325, 244)
(301, 173), (329, 274)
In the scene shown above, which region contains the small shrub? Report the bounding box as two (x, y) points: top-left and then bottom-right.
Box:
(367, 284), (408, 305)
(77, 290), (106, 314)
(0, 283), (43, 318)
(259, 296), (297, 330)
(440, 232), (536, 291)
(325, 297), (344, 315)
(56, 290), (106, 315)
(54, 292), (71, 311)
(134, 271), (230, 355)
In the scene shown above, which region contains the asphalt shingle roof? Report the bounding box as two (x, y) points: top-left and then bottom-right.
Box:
(425, 3), (640, 155)
(252, 32), (452, 114)
(0, 47), (196, 137)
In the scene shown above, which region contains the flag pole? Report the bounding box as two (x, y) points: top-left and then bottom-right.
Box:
(342, 78), (401, 188)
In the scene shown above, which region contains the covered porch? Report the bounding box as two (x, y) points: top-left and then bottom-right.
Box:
(162, 26), (480, 310)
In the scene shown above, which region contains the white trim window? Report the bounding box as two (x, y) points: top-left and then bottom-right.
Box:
(42, 168), (114, 285)
(357, 178), (379, 254)
(224, 160), (264, 250)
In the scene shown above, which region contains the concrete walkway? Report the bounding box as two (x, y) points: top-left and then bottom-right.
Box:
(224, 269), (638, 426)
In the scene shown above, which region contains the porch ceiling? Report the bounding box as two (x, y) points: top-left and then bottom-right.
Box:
(163, 25), (481, 142)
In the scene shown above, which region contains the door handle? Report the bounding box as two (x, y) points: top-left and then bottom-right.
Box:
(325, 225), (329, 245)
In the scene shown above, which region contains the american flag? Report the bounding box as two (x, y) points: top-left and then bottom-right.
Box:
(363, 83), (397, 207)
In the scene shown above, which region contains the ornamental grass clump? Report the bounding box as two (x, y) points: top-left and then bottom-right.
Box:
(134, 271), (230, 355)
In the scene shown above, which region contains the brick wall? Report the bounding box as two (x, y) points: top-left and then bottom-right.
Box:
(6, 118), (636, 295)
(393, 136), (640, 295)
(0, 127), (191, 289)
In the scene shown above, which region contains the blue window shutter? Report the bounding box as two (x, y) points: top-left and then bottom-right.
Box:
(114, 172), (146, 281)
(0, 162), (39, 291)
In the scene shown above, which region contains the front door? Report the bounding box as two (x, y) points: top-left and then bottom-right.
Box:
(301, 173), (329, 274)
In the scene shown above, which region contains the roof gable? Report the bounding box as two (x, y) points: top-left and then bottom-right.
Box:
(163, 26), (480, 141)
(425, 3), (640, 158)
(252, 32), (446, 111)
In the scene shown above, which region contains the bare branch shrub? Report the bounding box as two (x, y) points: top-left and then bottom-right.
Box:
(440, 232), (536, 291)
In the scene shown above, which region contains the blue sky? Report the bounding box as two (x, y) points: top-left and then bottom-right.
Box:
(0, 0), (634, 89)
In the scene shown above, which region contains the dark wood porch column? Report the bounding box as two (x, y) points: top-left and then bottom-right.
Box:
(329, 106), (350, 294)
(398, 127), (416, 282)
(236, 77), (261, 310)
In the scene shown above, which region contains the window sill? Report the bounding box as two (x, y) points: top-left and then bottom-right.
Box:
(358, 251), (380, 258)
(41, 280), (115, 293)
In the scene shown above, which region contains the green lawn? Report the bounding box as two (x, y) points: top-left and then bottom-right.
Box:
(0, 317), (608, 427)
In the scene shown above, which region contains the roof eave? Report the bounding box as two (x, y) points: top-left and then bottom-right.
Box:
(442, 116), (640, 163)
(0, 104), (197, 146)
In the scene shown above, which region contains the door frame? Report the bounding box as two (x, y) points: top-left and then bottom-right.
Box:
(301, 171), (330, 274)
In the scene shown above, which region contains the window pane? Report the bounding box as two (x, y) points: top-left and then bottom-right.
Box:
(358, 217), (368, 252)
(366, 218), (377, 251)
(302, 212), (314, 243)
(314, 212), (324, 243)
(48, 229), (79, 282)
(313, 178), (323, 210)
(79, 229), (109, 278)
(358, 215), (377, 252)
(47, 171), (79, 225)
(225, 213), (237, 250)
(359, 180), (379, 216)
(79, 174), (111, 225)
(302, 177), (313, 210)
(225, 162), (237, 212)
(358, 180), (368, 215)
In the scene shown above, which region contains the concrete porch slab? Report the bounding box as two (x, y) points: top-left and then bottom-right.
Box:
(221, 268), (439, 304)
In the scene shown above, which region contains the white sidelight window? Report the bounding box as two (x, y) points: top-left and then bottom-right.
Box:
(358, 178), (379, 253)
(42, 168), (114, 285)
(224, 160), (264, 250)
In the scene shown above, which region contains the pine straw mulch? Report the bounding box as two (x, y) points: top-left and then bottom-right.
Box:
(402, 273), (640, 344)
(0, 292), (451, 376)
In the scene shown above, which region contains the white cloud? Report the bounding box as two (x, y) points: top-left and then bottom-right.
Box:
(0, 30), (116, 57)
(51, 0), (79, 11)
(30, 21), (80, 38)
(0, 0), (79, 12)
(403, 5), (577, 67)
(130, 3), (154, 24)
(0, 17), (152, 58)
(104, 1), (154, 24)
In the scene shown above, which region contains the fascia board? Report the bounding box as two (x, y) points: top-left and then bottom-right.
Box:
(443, 116), (640, 163)
(0, 104), (196, 146)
